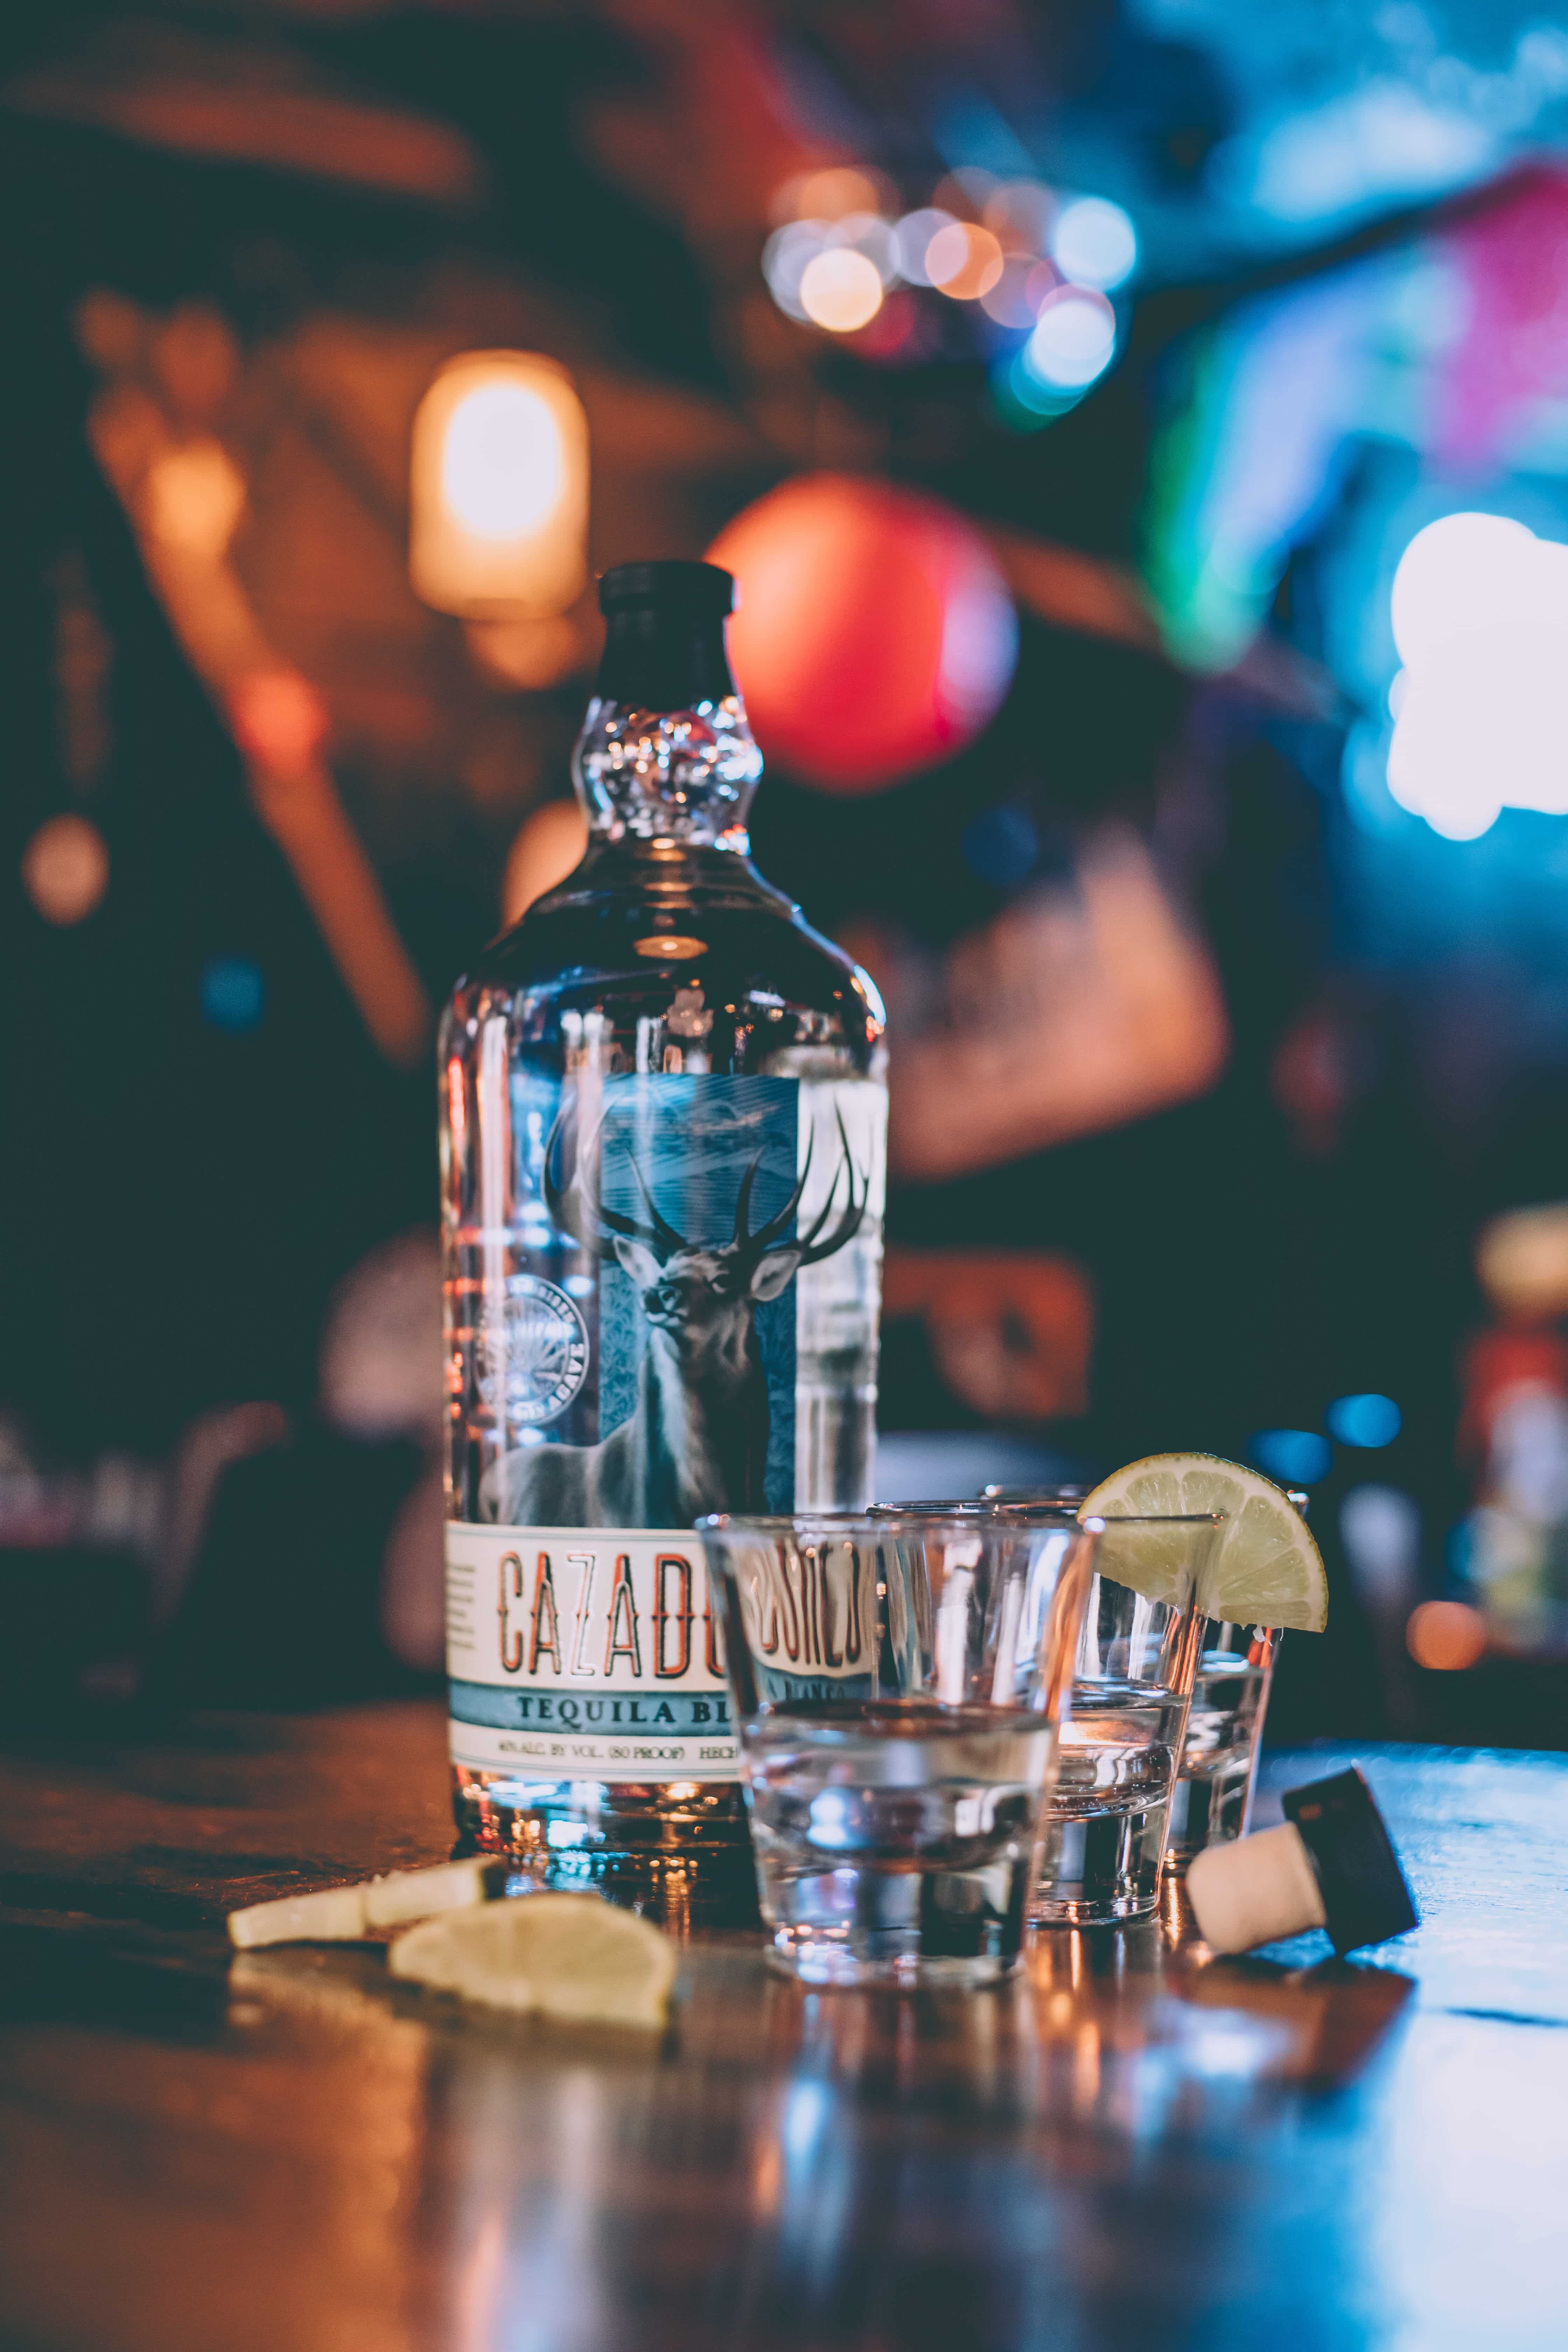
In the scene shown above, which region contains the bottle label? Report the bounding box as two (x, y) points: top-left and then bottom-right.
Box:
(447, 1071), (886, 1787)
(481, 1072), (813, 1526)
(447, 1523), (738, 1780)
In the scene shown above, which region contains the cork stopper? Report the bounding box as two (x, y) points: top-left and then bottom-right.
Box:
(1187, 1822), (1326, 1954)
(1186, 1768), (1418, 1958)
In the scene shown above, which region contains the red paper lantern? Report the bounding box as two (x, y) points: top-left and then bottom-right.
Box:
(708, 474), (1017, 792)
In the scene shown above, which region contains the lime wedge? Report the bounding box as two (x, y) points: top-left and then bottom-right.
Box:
(389, 1891), (675, 2030)
(1080, 1452), (1329, 1632)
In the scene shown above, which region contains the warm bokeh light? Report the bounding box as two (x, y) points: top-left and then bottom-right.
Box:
(925, 223), (1005, 301)
(226, 671), (331, 777)
(775, 165), (889, 223)
(142, 440), (246, 559)
(502, 799), (590, 926)
(708, 473), (1017, 791)
(1406, 1598), (1488, 1671)
(798, 247), (885, 332)
(1476, 1202), (1568, 1319)
(1051, 195), (1139, 290)
(1387, 513), (1568, 840)
(465, 611), (590, 692)
(1026, 287), (1118, 388)
(410, 351), (589, 618)
(837, 213), (899, 285)
(21, 814), (110, 926)
(441, 382), (565, 540)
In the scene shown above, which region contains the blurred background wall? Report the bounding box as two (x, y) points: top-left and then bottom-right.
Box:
(6, 0), (1568, 1747)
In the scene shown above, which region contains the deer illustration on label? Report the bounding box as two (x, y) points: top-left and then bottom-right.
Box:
(482, 1082), (867, 1530)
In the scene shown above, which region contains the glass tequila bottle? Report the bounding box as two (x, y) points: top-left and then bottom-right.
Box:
(440, 560), (888, 1927)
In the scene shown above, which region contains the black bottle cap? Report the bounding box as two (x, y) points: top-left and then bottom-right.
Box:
(593, 562), (740, 708)
(1282, 1767), (1419, 1955)
(598, 561), (736, 616)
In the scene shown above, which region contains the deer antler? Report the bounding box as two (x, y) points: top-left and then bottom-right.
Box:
(542, 1100), (690, 1264)
(733, 1108), (867, 1272)
(547, 1098), (867, 1272)
(793, 1109), (867, 1266)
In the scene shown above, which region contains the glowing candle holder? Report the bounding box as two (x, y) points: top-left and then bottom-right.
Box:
(410, 351), (589, 618)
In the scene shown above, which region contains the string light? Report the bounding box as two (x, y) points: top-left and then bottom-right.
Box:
(798, 248), (884, 333)
(892, 209), (956, 287)
(758, 172), (1134, 386)
(835, 214), (899, 286)
(762, 221), (828, 320)
(772, 166), (891, 224)
(926, 223), (1004, 301)
(1024, 288), (1118, 388)
(1050, 196), (1139, 291)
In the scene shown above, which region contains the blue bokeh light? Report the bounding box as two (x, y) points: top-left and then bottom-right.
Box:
(200, 956), (265, 1032)
(1249, 1429), (1332, 1486)
(1326, 1392), (1402, 1449)
(1050, 196), (1138, 292)
(962, 804), (1039, 889)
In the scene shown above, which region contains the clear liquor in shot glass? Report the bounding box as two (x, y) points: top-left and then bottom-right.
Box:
(1020, 1514), (1218, 1926)
(1161, 1490), (1303, 1874)
(697, 1509), (1098, 1986)
(1161, 1624), (1279, 1868)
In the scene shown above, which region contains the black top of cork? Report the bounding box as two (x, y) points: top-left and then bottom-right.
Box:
(1283, 1767), (1419, 1955)
(598, 561), (736, 615)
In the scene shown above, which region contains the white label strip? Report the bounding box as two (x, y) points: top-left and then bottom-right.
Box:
(446, 1522), (738, 1782)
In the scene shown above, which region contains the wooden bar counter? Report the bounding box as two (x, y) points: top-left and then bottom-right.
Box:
(2, 1704), (1565, 2350)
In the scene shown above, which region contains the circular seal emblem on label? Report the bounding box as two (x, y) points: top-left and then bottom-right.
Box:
(484, 1274), (590, 1426)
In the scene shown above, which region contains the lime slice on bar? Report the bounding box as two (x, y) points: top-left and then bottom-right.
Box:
(1080, 1452), (1329, 1631)
(389, 1891), (675, 2029)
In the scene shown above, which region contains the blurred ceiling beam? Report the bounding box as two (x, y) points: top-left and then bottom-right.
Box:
(4, 26), (483, 206)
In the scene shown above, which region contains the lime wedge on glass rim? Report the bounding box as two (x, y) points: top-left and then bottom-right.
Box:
(1079, 1452), (1329, 1631)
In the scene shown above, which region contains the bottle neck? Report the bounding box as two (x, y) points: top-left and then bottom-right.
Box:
(571, 608), (763, 851)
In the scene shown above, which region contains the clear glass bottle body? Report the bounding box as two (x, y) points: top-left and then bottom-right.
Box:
(441, 623), (886, 1928)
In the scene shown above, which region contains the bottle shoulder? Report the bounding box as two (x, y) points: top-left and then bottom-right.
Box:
(446, 848), (881, 1050)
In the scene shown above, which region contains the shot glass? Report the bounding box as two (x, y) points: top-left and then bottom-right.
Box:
(1020, 1514), (1218, 1926)
(982, 1484), (1302, 1883)
(1161, 1622), (1280, 1868)
(1161, 1492), (1302, 1873)
(697, 1509), (1099, 1986)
